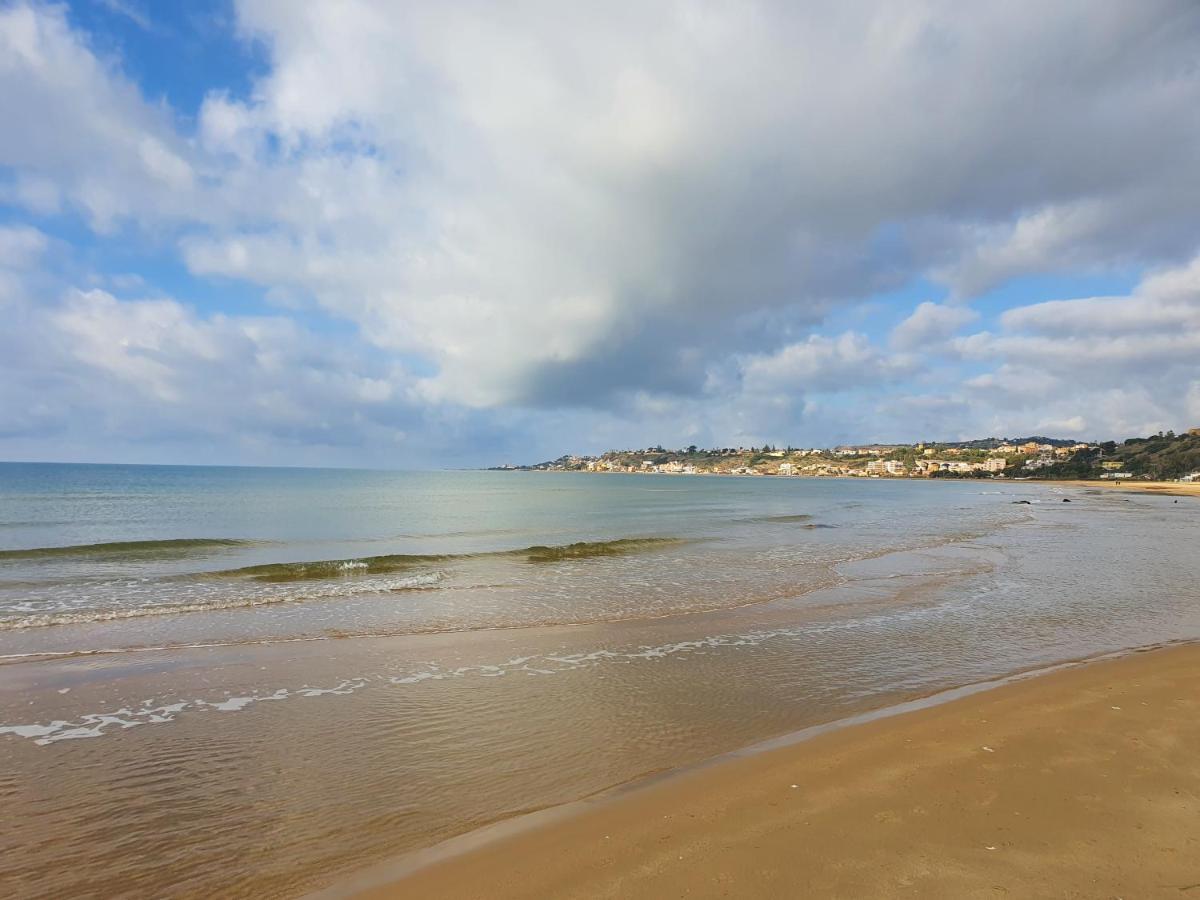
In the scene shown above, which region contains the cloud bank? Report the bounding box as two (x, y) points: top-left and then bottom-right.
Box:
(2, 1), (1200, 463)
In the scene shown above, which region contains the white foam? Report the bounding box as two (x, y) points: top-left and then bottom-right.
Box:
(208, 697), (257, 712)
(0, 723), (64, 738)
(297, 680), (366, 697)
(0, 594), (976, 748)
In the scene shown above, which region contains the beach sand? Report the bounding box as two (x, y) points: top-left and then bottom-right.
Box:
(1065, 479), (1200, 498)
(339, 643), (1200, 899)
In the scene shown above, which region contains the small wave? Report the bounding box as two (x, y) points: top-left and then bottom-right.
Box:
(736, 514), (814, 524)
(0, 538), (261, 562)
(521, 538), (684, 563)
(214, 553), (453, 582)
(0, 572), (445, 630)
(214, 538), (686, 582)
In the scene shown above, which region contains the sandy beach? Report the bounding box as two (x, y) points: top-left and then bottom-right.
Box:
(339, 642), (1200, 899)
(1063, 479), (1200, 498)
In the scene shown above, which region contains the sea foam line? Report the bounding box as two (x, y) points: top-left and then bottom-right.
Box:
(0, 596), (975, 747)
(0, 572), (446, 630)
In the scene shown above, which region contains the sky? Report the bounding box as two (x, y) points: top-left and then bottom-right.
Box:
(2, 0), (1200, 468)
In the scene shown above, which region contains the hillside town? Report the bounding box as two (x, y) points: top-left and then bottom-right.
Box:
(496, 429), (1200, 482)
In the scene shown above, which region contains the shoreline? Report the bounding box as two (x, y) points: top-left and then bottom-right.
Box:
(311, 638), (1200, 899)
(506, 469), (1200, 497)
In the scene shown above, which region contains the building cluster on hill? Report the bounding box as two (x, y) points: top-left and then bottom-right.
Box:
(497, 430), (1200, 482)
(504, 440), (1073, 479)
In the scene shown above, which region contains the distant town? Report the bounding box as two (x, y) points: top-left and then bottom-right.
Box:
(493, 429), (1200, 482)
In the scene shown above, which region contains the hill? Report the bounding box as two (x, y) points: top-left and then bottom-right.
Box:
(1029, 431), (1200, 481)
(944, 436), (1079, 450)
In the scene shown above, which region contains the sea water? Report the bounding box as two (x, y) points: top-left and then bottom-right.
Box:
(1, 463), (1198, 897)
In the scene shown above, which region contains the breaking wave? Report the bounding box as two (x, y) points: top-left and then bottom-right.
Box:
(216, 553), (452, 583)
(0, 571), (446, 630)
(521, 538), (684, 562)
(736, 514), (815, 524)
(213, 537), (687, 582)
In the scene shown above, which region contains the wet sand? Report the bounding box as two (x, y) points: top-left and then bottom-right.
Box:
(340, 642), (1200, 899)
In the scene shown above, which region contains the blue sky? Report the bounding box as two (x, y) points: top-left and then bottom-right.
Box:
(2, 1), (1199, 467)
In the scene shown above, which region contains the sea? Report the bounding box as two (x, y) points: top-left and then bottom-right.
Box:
(2, 462), (1198, 897)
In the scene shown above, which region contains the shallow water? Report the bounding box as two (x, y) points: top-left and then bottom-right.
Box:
(1, 465), (1198, 897)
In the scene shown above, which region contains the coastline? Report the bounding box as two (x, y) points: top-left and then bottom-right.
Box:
(318, 641), (1200, 899)
(510, 468), (1200, 498)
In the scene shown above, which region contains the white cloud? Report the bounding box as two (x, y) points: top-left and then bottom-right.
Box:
(0, 3), (198, 230)
(0, 254), (452, 464)
(938, 255), (1200, 437)
(891, 302), (978, 350)
(96, 0), (153, 32)
(0, 224), (47, 268)
(960, 256), (1200, 379)
(741, 332), (917, 395)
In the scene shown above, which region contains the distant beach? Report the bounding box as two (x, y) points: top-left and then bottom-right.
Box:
(1060, 479), (1200, 499)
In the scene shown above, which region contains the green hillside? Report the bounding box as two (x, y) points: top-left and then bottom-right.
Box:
(1030, 431), (1200, 481)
